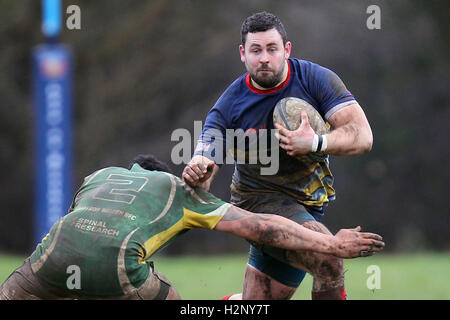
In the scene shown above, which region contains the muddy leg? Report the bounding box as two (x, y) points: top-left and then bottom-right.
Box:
(242, 264), (296, 300)
(285, 220), (346, 300)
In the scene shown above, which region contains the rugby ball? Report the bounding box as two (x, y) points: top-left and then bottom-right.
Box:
(273, 97), (329, 160)
(273, 97), (328, 135)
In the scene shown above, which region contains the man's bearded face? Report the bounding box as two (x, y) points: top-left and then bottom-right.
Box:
(241, 28), (289, 89)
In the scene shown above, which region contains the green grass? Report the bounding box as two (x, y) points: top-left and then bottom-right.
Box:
(1, 252), (449, 300)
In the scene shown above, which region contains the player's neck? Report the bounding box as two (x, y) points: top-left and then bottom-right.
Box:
(251, 59), (289, 91)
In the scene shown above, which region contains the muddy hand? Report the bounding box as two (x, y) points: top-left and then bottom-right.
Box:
(275, 110), (316, 156)
(334, 226), (385, 259)
(182, 155), (215, 187)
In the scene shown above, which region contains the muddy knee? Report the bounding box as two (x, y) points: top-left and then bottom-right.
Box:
(315, 255), (344, 282)
(286, 249), (343, 281)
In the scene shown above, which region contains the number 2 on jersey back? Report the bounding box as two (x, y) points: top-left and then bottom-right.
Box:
(94, 174), (149, 204)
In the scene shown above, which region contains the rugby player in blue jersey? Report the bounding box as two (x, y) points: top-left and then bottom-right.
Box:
(183, 12), (373, 300)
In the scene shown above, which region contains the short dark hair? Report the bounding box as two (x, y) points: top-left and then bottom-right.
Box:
(241, 12), (287, 46)
(129, 154), (172, 173)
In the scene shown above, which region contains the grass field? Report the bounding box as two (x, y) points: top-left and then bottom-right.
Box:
(1, 252), (449, 300)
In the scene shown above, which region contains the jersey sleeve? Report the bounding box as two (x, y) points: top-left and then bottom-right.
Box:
(193, 83), (238, 166)
(193, 108), (227, 166)
(176, 177), (232, 230)
(306, 62), (356, 121)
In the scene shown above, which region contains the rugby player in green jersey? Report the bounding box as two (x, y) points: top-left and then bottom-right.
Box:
(0, 155), (384, 300)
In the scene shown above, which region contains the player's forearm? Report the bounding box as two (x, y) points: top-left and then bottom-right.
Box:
(216, 208), (338, 254)
(254, 214), (338, 255)
(216, 207), (384, 259)
(324, 123), (373, 156)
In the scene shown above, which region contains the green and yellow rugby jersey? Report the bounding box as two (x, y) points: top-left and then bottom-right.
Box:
(30, 164), (231, 297)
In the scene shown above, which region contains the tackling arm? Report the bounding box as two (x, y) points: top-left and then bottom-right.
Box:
(214, 205), (384, 259)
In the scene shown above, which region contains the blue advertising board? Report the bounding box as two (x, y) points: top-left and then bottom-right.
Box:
(32, 44), (73, 245)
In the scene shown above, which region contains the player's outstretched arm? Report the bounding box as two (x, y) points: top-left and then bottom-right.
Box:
(214, 206), (384, 258)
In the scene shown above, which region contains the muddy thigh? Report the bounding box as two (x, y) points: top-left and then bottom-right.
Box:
(242, 264), (296, 300)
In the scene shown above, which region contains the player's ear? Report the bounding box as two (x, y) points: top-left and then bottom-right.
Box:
(239, 44), (246, 63)
(284, 41), (292, 59)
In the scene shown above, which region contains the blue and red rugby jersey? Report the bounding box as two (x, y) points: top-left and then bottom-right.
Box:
(194, 58), (356, 209)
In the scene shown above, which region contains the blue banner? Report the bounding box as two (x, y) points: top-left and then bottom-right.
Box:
(42, 0), (62, 38)
(32, 44), (73, 245)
